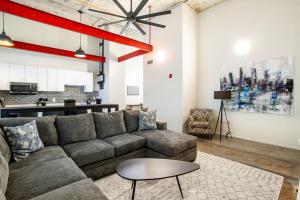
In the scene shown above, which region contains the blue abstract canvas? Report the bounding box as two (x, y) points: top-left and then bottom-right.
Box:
(220, 56), (294, 115)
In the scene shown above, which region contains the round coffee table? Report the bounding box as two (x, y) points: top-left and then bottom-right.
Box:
(116, 158), (200, 200)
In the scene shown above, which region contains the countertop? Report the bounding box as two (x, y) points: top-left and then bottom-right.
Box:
(0, 104), (119, 118)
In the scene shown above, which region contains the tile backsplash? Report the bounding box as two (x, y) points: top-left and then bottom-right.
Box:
(0, 86), (99, 105)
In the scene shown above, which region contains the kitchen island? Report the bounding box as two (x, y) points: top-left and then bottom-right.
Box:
(0, 104), (119, 118)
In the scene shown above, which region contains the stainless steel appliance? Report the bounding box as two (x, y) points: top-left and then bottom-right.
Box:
(10, 82), (38, 95)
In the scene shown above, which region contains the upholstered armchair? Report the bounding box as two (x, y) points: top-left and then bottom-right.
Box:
(187, 108), (215, 139)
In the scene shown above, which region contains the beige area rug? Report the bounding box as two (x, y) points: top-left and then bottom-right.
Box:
(95, 151), (283, 200)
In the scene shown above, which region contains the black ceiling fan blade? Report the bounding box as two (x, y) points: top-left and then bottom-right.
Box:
(136, 10), (171, 20)
(112, 0), (129, 16)
(132, 22), (146, 35)
(132, 0), (149, 18)
(136, 19), (166, 28)
(120, 21), (131, 35)
(98, 19), (127, 27)
(88, 9), (126, 19)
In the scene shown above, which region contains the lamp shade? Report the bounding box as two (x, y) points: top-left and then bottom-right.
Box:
(214, 91), (232, 100)
(0, 31), (14, 47)
(75, 47), (86, 58)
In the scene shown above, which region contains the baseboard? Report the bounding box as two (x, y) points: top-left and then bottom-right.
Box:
(232, 135), (300, 151)
(297, 181), (300, 200)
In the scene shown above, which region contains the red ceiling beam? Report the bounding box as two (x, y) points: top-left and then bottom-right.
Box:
(4, 41), (106, 62)
(0, 0), (153, 61)
(118, 50), (148, 62)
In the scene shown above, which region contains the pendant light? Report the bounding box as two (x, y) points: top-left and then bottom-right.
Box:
(0, 12), (14, 47)
(75, 10), (86, 58)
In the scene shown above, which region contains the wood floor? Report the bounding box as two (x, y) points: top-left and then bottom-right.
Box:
(196, 135), (300, 200)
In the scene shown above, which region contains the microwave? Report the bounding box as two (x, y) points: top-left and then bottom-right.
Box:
(10, 82), (38, 95)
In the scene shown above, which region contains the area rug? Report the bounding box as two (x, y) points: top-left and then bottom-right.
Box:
(95, 151), (283, 200)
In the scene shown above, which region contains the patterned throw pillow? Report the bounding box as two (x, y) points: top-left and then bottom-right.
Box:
(139, 110), (157, 131)
(4, 120), (44, 161)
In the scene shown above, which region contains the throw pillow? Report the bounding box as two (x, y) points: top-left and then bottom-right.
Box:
(4, 120), (44, 161)
(139, 110), (157, 131)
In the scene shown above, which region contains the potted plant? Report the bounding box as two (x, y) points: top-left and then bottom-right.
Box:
(64, 99), (76, 107)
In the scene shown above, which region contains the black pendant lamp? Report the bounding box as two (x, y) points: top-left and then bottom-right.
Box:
(75, 10), (86, 58)
(0, 12), (14, 47)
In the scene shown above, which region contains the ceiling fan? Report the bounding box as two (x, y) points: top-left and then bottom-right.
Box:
(88, 0), (171, 35)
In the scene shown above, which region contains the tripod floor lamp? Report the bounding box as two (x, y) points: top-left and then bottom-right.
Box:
(214, 91), (232, 141)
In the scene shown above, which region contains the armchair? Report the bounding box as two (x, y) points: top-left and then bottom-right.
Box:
(187, 108), (215, 139)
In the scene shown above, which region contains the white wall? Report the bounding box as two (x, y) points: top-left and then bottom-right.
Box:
(144, 6), (183, 131)
(197, 0), (300, 149)
(124, 51), (143, 105)
(182, 5), (198, 131)
(99, 26), (145, 109)
(144, 4), (198, 132)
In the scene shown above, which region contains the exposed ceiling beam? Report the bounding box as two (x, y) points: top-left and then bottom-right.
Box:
(118, 50), (148, 62)
(5, 40), (106, 62)
(0, 0), (153, 62)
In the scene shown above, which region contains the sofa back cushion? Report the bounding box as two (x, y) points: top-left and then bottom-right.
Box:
(0, 129), (11, 163)
(94, 111), (126, 139)
(124, 110), (140, 133)
(0, 152), (9, 194)
(56, 113), (97, 145)
(0, 116), (58, 146)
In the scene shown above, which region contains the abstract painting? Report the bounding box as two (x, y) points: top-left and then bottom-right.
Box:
(220, 56), (294, 115)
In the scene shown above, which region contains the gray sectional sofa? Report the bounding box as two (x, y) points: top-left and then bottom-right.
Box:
(0, 111), (197, 200)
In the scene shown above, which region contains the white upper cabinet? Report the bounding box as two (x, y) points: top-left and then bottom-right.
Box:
(24, 66), (38, 83)
(47, 68), (58, 92)
(47, 69), (65, 92)
(57, 69), (65, 92)
(9, 64), (25, 82)
(0, 63), (93, 93)
(0, 63), (10, 90)
(84, 73), (94, 93)
(37, 68), (48, 91)
(64, 70), (88, 87)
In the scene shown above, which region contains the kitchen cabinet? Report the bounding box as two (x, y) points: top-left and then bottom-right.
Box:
(64, 70), (90, 88)
(84, 73), (94, 93)
(9, 64), (25, 82)
(0, 63), (10, 90)
(47, 69), (65, 92)
(1, 62), (94, 92)
(37, 68), (48, 91)
(24, 66), (38, 83)
(57, 69), (65, 92)
(47, 68), (58, 91)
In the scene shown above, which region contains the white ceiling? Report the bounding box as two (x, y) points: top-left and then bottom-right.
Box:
(12, 0), (225, 36)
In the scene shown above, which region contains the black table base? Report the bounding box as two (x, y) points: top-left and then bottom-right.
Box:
(131, 176), (184, 200)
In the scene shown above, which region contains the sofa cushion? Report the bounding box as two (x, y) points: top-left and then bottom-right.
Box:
(104, 133), (145, 156)
(63, 140), (114, 167)
(124, 110), (140, 133)
(6, 158), (86, 200)
(0, 116), (58, 146)
(9, 146), (67, 170)
(94, 111), (126, 139)
(0, 189), (5, 200)
(0, 153), (9, 193)
(56, 113), (97, 145)
(0, 129), (11, 163)
(133, 130), (197, 157)
(139, 110), (157, 130)
(30, 178), (108, 200)
(4, 120), (44, 161)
